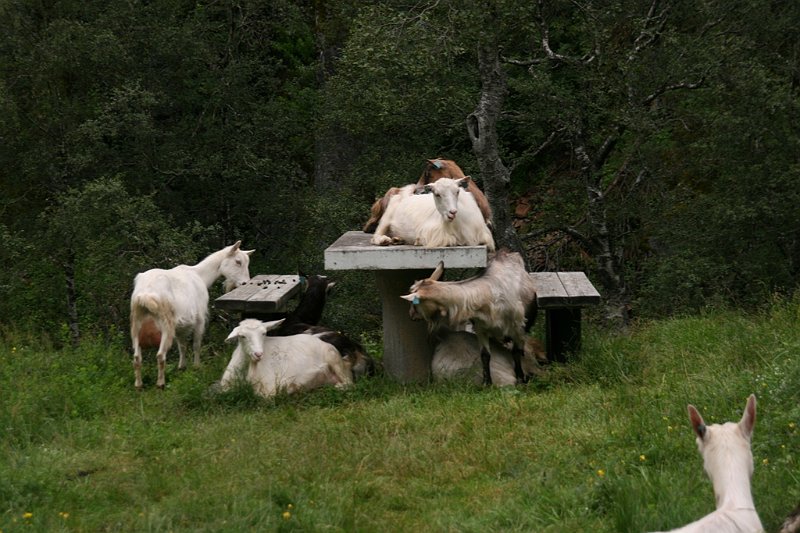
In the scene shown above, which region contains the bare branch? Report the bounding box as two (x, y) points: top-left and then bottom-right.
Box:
(643, 77), (705, 104)
(501, 55), (547, 68)
(628, 0), (670, 63)
(524, 225), (595, 253)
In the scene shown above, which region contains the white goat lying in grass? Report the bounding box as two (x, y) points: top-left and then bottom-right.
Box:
(652, 394), (763, 533)
(131, 241), (253, 389)
(432, 331), (544, 386)
(371, 177), (495, 250)
(221, 319), (353, 398)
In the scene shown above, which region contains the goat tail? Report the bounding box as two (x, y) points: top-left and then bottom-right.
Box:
(132, 293), (162, 316)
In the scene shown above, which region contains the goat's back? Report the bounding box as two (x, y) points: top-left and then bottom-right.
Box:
(132, 266), (209, 327)
(248, 334), (351, 396)
(384, 189), (493, 248)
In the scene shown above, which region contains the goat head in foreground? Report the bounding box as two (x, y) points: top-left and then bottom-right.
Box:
(650, 394), (762, 532)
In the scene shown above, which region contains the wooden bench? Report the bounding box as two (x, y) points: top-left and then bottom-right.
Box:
(530, 272), (601, 362)
(214, 274), (303, 317)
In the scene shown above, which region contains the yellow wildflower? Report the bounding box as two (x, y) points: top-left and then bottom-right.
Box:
(639, 454), (646, 462)
(282, 511), (291, 520)
(596, 469), (605, 477)
(22, 513), (32, 519)
(762, 458), (769, 465)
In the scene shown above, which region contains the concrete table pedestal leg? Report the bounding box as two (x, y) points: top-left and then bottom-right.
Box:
(374, 269), (433, 383)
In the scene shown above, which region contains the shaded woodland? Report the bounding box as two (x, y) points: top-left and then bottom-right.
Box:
(1, 0), (799, 342)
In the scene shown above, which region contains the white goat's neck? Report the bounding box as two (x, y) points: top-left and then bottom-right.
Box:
(702, 423), (756, 512)
(191, 248), (228, 288)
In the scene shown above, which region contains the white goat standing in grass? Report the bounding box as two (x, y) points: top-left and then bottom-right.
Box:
(130, 241), (253, 390)
(371, 177), (495, 250)
(652, 394), (763, 533)
(221, 318), (353, 398)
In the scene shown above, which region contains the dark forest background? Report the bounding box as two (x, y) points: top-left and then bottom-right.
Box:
(1, 0), (799, 344)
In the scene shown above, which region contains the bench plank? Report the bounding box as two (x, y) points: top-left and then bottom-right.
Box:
(556, 272), (601, 307)
(214, 274), (302, 313)
(530, 272), (568, 305)
(531, 272), (600, 308)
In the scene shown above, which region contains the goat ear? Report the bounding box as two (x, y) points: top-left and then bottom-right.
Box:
(262, 318), (285, 332)
(228, 240), (242, 254)
(739, 394), (757, 439)
(326, 281), (336, 292)
(457, 177), (470, 189)
(429, 261), (444, 281)
(688, 404), (706, 440)
(423, 184), (434, 194)
(225, 327), (240, 343)
(400, 293), (418, 303)
(242, 249), (255, 256)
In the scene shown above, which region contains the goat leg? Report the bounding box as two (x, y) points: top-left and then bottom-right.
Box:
(512, 346), (528, 384)
(480, 347), (493, 386)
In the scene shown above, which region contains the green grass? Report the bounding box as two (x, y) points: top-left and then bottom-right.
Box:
(1, 300), (799, 532)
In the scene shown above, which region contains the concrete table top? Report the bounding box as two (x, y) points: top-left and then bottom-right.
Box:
(324, 231), (488, 270)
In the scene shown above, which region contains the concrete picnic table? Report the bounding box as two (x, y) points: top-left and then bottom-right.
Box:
(325, 231), (601, 383)
(325, 231), (488, 383)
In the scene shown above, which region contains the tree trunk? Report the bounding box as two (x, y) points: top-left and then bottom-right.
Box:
(64, 251), (80, 347)
(575, 142), (630, 327)
(466, 43), (525, 259)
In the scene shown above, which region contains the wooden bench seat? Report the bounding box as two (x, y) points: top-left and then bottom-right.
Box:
(214, 274), (302, 316)
(530, 272), (601, 362)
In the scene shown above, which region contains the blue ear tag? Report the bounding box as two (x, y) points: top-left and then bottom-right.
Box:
(412, 296), (420, 305)
(433, 160), (443, 169)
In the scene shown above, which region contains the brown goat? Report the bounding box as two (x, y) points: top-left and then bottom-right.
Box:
(401, 249), (537, 385)
(362, 158), (493, 233)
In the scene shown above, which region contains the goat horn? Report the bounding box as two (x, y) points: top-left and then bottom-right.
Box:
(429, 261), (444, 281)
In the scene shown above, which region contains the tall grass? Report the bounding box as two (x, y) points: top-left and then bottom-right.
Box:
(1, 299), (799, 532)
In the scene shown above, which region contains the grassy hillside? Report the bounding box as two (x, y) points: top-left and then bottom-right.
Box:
(1, 300), (799, 532)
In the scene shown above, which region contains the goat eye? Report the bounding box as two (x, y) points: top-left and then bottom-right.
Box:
(235, 260), (242, 266)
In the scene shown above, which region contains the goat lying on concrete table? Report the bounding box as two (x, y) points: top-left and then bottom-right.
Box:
(130, 241), (253, 390)
(363, 158), (492, 233)
(268, 274), (376, 380)
(221, 318), (354, 398)
(371, 176), (495, 250)
(401, 249), (537, 385)
(650, 394), (763, 533)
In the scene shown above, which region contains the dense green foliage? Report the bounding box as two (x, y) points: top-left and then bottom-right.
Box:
(1, 0), (799, 333)
(2, 301), (799, 531)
